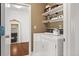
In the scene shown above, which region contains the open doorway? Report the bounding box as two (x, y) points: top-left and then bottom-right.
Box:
(11, 24), (18, 43)
(10, 20), (20, 43)
(3, 3), (31, 56)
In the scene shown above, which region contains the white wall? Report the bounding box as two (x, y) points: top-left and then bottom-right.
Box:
(5, 5), (31, 43)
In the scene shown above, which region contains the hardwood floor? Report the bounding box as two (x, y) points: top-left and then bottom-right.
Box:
(10, 42), (29, 56)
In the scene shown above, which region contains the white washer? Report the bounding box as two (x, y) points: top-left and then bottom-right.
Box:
(33, 33), (64, 56)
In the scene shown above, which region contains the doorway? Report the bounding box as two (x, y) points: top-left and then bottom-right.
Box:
(11, 24), (18, 43)
(10, 20), (20, 43)
(3, 3), (31, 56)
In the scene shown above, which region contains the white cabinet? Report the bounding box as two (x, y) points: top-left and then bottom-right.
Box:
(33, 33), (64, 56)
(41, 36), (56, 56)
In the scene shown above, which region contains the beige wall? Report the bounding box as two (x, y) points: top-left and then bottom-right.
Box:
(31, 3), (63, 33)
(31, 3), (46, 33)
(31, 3), (46, 51)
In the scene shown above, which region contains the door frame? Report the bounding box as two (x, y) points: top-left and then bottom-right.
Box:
(10, 19), (21, 43)
(63, 3), (71, 56)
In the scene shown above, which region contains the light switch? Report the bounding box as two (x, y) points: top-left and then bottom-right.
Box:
(34, 25), (37, 30)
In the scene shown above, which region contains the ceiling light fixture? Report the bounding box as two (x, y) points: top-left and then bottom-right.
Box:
(13, 5), (23, 9)
(5, 3), (10, 8)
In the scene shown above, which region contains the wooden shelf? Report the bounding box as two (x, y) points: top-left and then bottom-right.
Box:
(42, 18), (63, 23)
(42, 5), (63, 16)
(47, 28), (63, 29)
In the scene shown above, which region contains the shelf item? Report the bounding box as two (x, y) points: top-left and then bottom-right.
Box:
(42, 5), (63, 16)
(51, 15), (63, 20)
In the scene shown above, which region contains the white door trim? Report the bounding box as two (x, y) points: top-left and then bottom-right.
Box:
(63, 3), (71, 56)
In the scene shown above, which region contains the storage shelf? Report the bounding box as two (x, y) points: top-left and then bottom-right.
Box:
(42, 5), (63, 16)
(42, 18), (63, 23)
